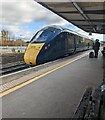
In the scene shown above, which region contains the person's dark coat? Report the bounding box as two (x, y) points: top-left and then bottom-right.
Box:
(93, 41), (100, 50)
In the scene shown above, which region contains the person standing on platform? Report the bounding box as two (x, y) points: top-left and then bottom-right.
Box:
(93, 39), (100, 58)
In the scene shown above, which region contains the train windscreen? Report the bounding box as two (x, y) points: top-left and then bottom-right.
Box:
(31, 27), (61, 43)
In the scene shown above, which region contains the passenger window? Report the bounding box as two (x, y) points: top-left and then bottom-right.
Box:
(60, 34), (63, 39)
(68, 34), (74, 46)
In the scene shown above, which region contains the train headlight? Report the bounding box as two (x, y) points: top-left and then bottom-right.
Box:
(45, 46), (48, 50)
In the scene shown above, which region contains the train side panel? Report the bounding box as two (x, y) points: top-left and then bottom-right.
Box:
(66, 32), (76, 54)
(75, 35), (92, 52)
(36, 33), (65, 64)
(37, 31), (93, 65)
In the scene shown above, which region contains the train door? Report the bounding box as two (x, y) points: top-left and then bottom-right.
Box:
(52, 33), (65, 59)
(63, 32), (68, 54)
(75, 35), (80, 51)
(67, 33), (75, 54)
(54, 32), (71, 57)
(74, 35), (76, 52)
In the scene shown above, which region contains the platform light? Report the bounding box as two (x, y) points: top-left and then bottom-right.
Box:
(89, 32), (92, 36)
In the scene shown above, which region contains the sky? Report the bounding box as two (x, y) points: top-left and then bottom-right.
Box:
(1, 0), (104, 42)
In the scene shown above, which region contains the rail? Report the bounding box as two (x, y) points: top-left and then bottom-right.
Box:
(0, 63), (29, 75)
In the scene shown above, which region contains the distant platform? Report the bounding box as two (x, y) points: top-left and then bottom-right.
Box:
(0, 46), (27, 54)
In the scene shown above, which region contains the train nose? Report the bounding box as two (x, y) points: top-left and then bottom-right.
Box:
(24, 43), (44, 65)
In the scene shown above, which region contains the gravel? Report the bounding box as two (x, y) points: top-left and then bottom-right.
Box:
(0, 53), (24, 65)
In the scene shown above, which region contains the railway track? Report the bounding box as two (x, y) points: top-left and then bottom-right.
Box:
(0, 62), (29, 75)
(0, 50), (91, 76)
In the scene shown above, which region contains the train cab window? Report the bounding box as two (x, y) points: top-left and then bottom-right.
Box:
(31, 27), (61, 43)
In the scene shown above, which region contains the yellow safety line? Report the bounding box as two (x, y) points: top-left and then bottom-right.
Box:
(0, 53), (88, 97)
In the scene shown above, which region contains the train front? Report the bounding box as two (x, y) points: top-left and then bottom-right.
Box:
(24, 26), (62, 65)
(24, 28), (47, 65)
(24, 42), (44, 65)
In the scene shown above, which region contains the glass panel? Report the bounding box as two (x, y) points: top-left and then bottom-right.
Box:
(31, 27), (61, 43)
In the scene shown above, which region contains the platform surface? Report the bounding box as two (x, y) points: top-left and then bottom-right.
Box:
(2, 53), (103, 118)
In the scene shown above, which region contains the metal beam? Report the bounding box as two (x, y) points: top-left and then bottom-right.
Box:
(72, 2), (96, 33)
(58, 10), (105, 14)
(78, 25), (105, 27)
(70, 19), (105, 22)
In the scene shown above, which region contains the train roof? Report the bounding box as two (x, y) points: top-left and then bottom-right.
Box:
(63, 28), (90, 40)
(49, 25), (90, 39)
(41, 25), (63, 31)
(39, 25), (91, 40)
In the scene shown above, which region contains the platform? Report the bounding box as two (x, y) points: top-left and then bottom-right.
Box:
(2, 52), (103, 118)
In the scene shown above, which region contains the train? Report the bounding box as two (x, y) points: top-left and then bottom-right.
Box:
(24, 25), (93, 65)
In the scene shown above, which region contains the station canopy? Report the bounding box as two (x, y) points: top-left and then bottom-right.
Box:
(36, 0), (105, 34)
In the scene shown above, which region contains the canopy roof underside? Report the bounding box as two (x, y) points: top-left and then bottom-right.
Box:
(37, 1), (105, 34)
